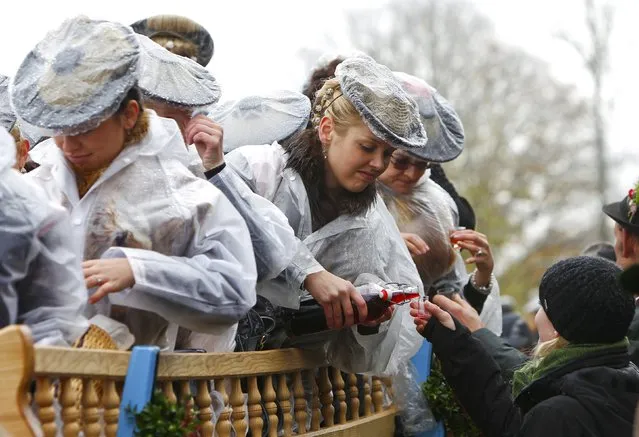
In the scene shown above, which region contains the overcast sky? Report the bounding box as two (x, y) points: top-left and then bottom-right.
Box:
(2, 0), (636, 195)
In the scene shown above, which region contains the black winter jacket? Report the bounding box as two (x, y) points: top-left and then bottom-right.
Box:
(424, 317), (639, 437)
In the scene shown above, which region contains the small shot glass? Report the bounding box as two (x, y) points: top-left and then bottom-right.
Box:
(417, 296), (429, 318)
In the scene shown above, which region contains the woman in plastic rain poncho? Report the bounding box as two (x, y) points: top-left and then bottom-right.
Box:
(0, 75), (30, 172)
(11, 16), (257, 352)
(134, 34), (298, 284)
(0, 126), (89, 346)
(378, 72), (502, 335)
(217, 55), (430, 374)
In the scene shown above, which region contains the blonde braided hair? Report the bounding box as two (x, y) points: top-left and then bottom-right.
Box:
(310, 78), (361, 133)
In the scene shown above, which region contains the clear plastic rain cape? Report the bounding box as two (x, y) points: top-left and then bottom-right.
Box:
(0, 127), (89, 345)
(379, 177), (458, 291)
(27, 112), (257, 351)
(226, 143), (424, 374)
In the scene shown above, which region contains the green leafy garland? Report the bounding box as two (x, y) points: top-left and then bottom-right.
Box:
(127, 389), (202, 437)
(422, 358), (481, 436)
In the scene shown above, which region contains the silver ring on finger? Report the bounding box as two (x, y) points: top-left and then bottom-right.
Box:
(476, 249), (485, 257)
(94, 276), (104, 285)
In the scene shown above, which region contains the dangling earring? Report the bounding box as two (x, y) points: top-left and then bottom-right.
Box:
(322, 147), (328, 160)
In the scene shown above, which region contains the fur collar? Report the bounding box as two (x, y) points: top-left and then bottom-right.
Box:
(283, 129), (377, 231)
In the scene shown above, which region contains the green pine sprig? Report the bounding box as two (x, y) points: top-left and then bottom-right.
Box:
(422, 359), (481, 436)
(126, 389), (202, 437)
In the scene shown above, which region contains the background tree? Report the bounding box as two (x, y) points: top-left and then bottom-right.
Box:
(558, 0), (614, 241)
(300, 0), (602, 303)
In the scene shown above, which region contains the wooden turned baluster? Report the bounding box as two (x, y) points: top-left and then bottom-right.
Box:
(179, 381), (194, 422)
(319, 367), (334, 428)
(332, 369), (347, 425)
(230, 378), (247, 437)
(162, 380), (177, 404)
(103, 380), (120, 437)
(348, 374), (360, 421)
(277, 374), (293, 436)
(214, 378), (232, 437)
(309, 371), (321, 431)
(371, 377), (384, 413)
(59, 378), (80, 437)
(35, 377), (57, 437)
(263, 375), (278, 437)
(363, 376), (372, 417)
(196, 380), (214, 437)
(82, 378), (100, 437)
(293, 371), (307, 434)
(247, 376), (264, 437)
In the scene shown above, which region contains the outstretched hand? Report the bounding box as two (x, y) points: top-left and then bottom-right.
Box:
(410, 298), (456, 332)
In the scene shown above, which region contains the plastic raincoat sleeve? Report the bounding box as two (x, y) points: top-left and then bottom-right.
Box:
(479, 279), (503, 336)
(311, 203), (425, 375)
(1, 174), (89, 346)
(103, 191), (258, 334)
(208, 166), (296, 282)
(225, 145), (324, 299)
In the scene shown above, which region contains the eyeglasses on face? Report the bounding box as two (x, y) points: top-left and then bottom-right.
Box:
(389, 153), (432, 171)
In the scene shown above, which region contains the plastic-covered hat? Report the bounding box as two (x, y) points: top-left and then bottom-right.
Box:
(10, 16), (140, 137)
(209, 90), (310, 153)
(335, 55), (428, 158)
(0, 127), (16, 171)
(0, 75), (16, 132)
(137, 34), (220, 108)
(394, 72), (464, 163)
(131, 15), (213, 67)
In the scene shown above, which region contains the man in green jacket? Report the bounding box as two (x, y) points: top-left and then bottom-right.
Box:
(429, 182), (639, 381)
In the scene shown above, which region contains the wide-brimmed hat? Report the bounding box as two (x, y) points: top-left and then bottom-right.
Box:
(10, 16), (140, 137)
(131, 15), (213, 67)
(603, 181), (639, 232)
(137, 34), (220, 108)
(334, 55), (428, 158)
(209, 90), (310, 153)
(393, 72), (464, 163)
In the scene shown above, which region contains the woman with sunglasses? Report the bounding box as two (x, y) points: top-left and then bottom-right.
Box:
(378, 73), (502, 335)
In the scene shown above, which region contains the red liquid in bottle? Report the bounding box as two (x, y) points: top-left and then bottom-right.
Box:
(288, 284), (420, 336)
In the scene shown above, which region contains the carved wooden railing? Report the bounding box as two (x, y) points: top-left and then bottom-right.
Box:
(0, 326), (397, 437)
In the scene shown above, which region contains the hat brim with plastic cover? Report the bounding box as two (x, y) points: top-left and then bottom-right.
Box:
(137, 34), (220, 109)
(394, 72), (464, 163)
(10, 16), (140, 137)
(209, 90), (311, 153)
(0, 75), (16, 132)
(131, 15), (214, 67)
(0, 127), (16, 171)
(335, 55), (428, 157)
